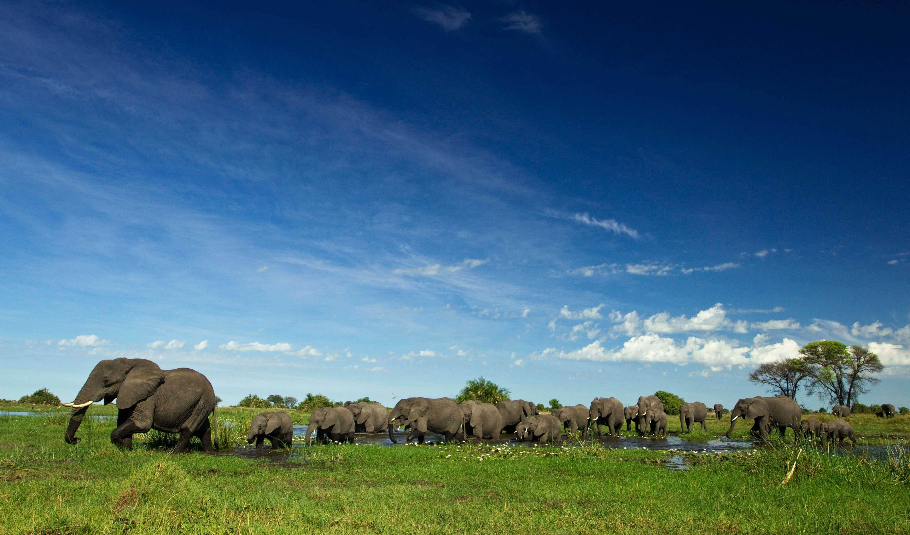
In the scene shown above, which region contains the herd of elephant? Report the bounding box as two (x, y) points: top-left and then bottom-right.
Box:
(59, 358), (875, 453)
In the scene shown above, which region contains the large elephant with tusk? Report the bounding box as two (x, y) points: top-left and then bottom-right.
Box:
(725, 395), (801, 442)
(63, 358), (218, 453)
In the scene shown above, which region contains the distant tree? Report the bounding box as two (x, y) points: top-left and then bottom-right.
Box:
(454, 377), (510, 405)
(299, 393), (334, 412)
(817, 407), (828, 414)
(355, 396), (373, 404)
(283, 396), (298, 409)
(536, 403), (545, 412)
(900, 407), (909, 415)
(654, 391), (684, 418)
(266, 395), (286, 408)
(548, 399), (562, 410)
(18, 388), (60, 405)
(747, 358), (810, 399)
(801, 341), (883, 407)
(237, 394), (272, 408)
(214, 396), (222, 406)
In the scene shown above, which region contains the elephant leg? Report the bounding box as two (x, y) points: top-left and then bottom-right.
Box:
(701, 420), (707, 432)
(195, 418), (214, 452)
(256, 436), (264, 449)
(172, 428), (196, 453)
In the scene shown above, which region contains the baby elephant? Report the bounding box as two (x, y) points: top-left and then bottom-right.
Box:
(822, 419), (856, 448)
(645, 408), (668, 437)
(248, 411), (294, 449)
(516, 415), (563, 444)
(799, 418), (823, 440)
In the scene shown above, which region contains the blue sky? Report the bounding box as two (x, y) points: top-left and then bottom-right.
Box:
(2, 0), (908, 409)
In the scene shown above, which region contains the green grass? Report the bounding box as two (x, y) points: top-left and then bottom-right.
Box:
(2, 405), (910, 534)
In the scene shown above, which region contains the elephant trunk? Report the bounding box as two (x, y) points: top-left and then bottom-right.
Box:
(388, 419), (398, 444)
(63, 381), (99, 445)
(305, 422), (315, 445)
(725, 414), (739, 438)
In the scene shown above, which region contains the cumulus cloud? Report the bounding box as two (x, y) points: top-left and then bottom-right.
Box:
(571, 213), (639, 239)
(608, 304), (750, 336)
(58, 335), (109, 347)
(565, 321), (600, 341)
(293, 345), (322, 357)
(414, 5), (471, 31)
(868, 342), (910, 366)
(559, 304), (604, 320)
(401, 349), (438, 360)
(557, 334), (800, 370)
(851, 321), (893, 338)
(220, 341), (293, 352)
(501, 11), (543, 34)
(147, 340), (185, 350)
(394, 258), (487, 277)
(362, 357), (377, 363)
(194, 340), (209, 351)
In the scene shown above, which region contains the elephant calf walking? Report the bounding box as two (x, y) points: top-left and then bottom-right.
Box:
(248, 411), (294, 449)
(516, 415), (563, 444)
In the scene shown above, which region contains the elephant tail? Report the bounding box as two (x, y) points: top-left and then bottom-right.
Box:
(212, 406), (220, 450)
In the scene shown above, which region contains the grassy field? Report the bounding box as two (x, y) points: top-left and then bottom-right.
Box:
(2, 403), (910, 534)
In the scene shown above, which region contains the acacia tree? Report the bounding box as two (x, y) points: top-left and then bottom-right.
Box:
(455, 377), (510, 405)
(747, 358), (810, 398)
(800, 341), (883, 407)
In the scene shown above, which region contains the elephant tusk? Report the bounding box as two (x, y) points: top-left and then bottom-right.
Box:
(61, 400), (94, 409)
(731, 415), (738, 422)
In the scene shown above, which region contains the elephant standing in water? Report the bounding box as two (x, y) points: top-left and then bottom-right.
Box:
(305, 407), (355, 445)
(822, 419), (856, 447)
(832, 405), (851, 417)
(624, 406), (639, 432)
(725, 396), (801, 442)
(389, 397), (463, 444)
(800, 418), (823, 440)
(346, 402), (388, 433)
(644, 408), (668, 437)
(248, 411), (293, 449)
(636, 395), (665, 437)
(459, 400), (504, 439)
(589, 397), (624, 437)
(552, 405), (589, 434)
(882, 404), (896, 418)
(714, 404), (724, 420)
(679, 402), (708, 433)
(496, 400), (538, 434)
(62, 358), (217, 453)
(516, 415), (563, 444)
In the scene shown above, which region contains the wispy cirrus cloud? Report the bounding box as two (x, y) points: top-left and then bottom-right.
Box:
(680, 262), (740, 275)
(147, 340), (185, 350)
(219, 341), (293, 352)
(570, 212), (639, 239)
(58, 335), (109, 347)
(414, 5), (471, 31)
(394, 258), (487, 277)
(501, 11), (542, 34)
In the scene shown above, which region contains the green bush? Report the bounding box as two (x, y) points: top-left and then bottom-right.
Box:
(18, 388), (61, 405)
(900, 407), (909, 415)
(852, 403), (871, 414)
(237, 394), (272, 408)
(536, 403), (545, 411)
(299, 393), (335, 412)
(548, 399), (562, 410)
(454, 377), (510, 405)
(654, 391), (684, 417)
(818, 407), (828, 413)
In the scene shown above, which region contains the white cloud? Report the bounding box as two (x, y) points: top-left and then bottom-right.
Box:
(362, 357), (377, 363)
(257, 265), (270, 273)
(414, 5), (471, 31)
(58, 335), (109, 347)
(559, 304), (604, 320)
(293, 345), (322, 357)
(805, 320), (858, 343)
(680, 262), (740, 275)
(751, 319), (801, 330)
(521, 307), (530, 318)
(642, 304), (732, 333)
(894, 325), (910, 344)
(194, 340), (209, 351)
(511, 359), (525, 367)
(730, 307), (785, 314)
(369, 367), (386, 372)
(220, 341), (293, 352)
(565, 321), (600, 341)
(548, 318), (557, 332)
(610, 311), (641, 337)
(625, 263), (673, 276)
(557, 334), (800, 370)
(755, 249), (770, 258)
(419, 350), (435, 357)
(851, 321), (893, 338)
(501, 11), (543, 34)
(394, 258), (487, 277)
(147, 340), (185, 350)
(888, 260), (899, 265)
(400, 349), (438, 360)
(868, 342), (910, 366)
(324, 353), (339, 362)
(566, 263), (621, 277)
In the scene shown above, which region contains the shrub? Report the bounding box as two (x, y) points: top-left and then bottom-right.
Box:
(237, 394), (272, 408)
(900, 407), (909, 415)
(299, 393), (335, 412)
(654, 391), (684, 417)
(818, 407), (828, 413)
(852, 403), (871, 414)
(536, 403), (545, 412)
(18, 388), (60, 405)
(355, 396), (373, 404)
(454, 377), (510, 405)
(548, 399), (562, 410)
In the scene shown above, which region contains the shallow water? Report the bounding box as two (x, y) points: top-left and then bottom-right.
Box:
(0, 410), (114, 421)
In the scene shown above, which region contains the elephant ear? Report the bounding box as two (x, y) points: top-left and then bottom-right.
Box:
(416, 417), (428, 433)
(533, 423), (548, 437)
(744, 401), (763, 420)
(117, 365), (165, 409)
(265, 416), (282, 435)
(356, 410), (369, 425)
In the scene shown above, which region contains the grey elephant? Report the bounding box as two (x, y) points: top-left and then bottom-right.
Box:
(882, 404), (896, 418)
(459, 400), (504, 439)
(389, 397), (463, 444)
(62, 358), (217, 453)
(551, 404), (589, 434)
(636, 395), (665, 437)
(679, 402), (708, 433)
(347, 402), (388, 433)
(305, 406), (355, 445)
(725, 396), (801, 442)
(248, 411), (293, 449)
(644, 407), (668, 437)
(831, 405), (851, 417)
(714, 404), (724, 420)
(822, 419), (856, 447)
(496, 399), (538, 434)
(588, 397), (624, 437)
(516, 415), (563, 444)
(624, 405), (639, 432)
(799, 418), (823, 440)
